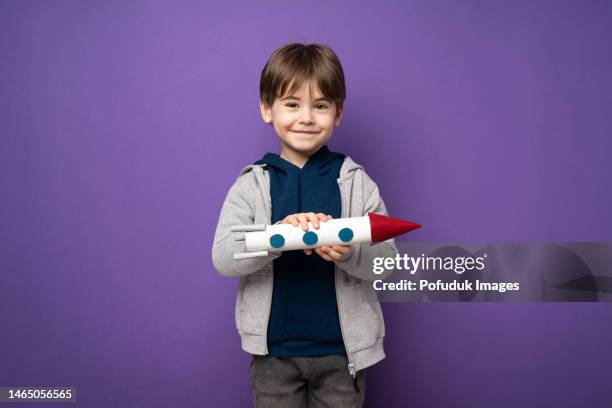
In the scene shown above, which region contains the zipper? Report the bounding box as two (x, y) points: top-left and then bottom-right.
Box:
(335, 176), (358, 391)
(255, 165), (274, 355)
(334, 265), (357, 387)
(338, 175), (350, 218)
(348, 362), (360, 393)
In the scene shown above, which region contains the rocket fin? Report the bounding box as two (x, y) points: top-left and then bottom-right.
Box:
(233, 251), (269, 260)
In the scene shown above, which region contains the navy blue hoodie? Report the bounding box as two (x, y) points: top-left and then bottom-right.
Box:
(255, 146), (347, 357)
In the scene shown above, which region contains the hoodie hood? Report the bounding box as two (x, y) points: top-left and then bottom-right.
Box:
(239, 150), (363, 179)
(254, 145), (344, 175)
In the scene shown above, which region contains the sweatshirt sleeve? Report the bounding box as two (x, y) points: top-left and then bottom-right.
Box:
(211, 176), (280, 278)
(334, 172), (398, 281)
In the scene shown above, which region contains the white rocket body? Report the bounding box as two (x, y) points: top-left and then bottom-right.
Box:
(248, 217), (371, 251)
(232, 216), (371, 259)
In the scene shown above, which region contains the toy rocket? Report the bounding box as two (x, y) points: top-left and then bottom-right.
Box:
(232, 213), (421, 259)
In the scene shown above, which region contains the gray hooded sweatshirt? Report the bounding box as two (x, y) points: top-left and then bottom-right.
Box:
(212, 156), (397, 376)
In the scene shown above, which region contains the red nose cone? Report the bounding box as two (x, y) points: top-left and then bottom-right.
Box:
(368, 213), (421, 243)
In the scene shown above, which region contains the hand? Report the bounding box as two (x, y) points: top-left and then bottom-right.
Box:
(314, 245), (352, 262)
(281, 212), (330, 231)
(280, 213), (351, 260)
(281, 212), (331, 256)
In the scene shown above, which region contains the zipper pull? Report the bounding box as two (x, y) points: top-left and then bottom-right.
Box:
(348, 363), (360, 393)
(348, 362), (356, 377)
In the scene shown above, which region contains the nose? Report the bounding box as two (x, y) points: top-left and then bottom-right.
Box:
(299, 107), (314, 124)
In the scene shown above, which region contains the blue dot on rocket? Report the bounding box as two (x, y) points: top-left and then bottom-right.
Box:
(302, 231), (318, 246)
(338, 228), (354, 242)
(269, 234), (285, 248)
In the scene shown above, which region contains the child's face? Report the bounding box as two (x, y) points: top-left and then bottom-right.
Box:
(260, 81), (343, 160)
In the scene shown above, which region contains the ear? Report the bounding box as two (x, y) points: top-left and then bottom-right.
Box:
(260, 100), (272, 124)
(334, 106), (344, 126)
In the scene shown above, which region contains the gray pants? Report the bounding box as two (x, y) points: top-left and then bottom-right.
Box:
(249, 354), (366, 408)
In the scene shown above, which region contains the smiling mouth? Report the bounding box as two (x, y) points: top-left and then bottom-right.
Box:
(291, 130), (320, 134)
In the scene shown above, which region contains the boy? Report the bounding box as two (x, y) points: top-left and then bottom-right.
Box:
(212, 43), (397, 407)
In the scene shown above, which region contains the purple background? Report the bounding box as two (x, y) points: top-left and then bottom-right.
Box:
(1, 1), (611, 407)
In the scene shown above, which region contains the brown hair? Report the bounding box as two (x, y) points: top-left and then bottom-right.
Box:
(260, 43), (346, 111)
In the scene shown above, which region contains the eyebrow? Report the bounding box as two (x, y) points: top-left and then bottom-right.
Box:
(280, 96), (330, 102)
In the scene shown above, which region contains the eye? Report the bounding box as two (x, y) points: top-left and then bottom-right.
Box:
(315, 103), (329, 110)
(285, 102), (298, 108)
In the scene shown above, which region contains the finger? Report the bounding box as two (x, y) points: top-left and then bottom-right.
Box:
(284, 215), (298, 226)
(316, 213), (328, 223)
(315, 247), (333, 262)
(318, 246), (339, 260)
(331, 245), (351, 254)
(325, 247), (343, 259)
(326, 214), (333, 220)
(306, 212), (319, 229)
(304, 249), (313, 255)
(297, 214), (309, 231)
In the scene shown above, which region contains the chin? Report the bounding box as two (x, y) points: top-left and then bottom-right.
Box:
(286, 139), (321, 151)
(295, 143), (324, 154)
